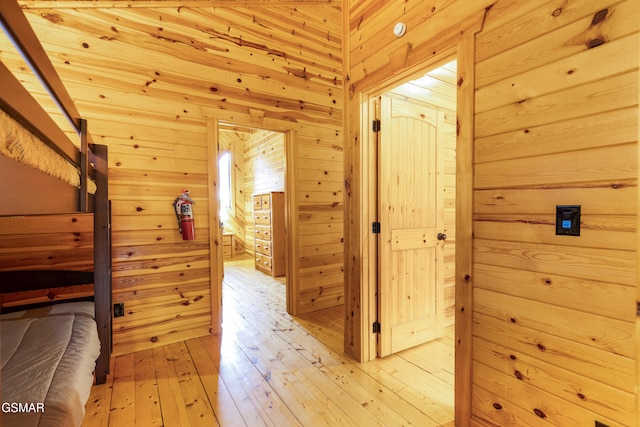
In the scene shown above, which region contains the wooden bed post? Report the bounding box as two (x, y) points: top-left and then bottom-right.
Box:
(80, 119), (89, 212)
(93, 143), (111, 384)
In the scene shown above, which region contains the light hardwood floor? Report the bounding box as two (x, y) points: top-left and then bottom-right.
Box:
(83, 257), (454, 426)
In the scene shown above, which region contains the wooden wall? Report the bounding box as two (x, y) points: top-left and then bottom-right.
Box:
(219, 128), (248, 253)
(1, 1), (343, 353)
(472, 1), (638, 425)
(244, 129), (285, 256)
(107, 116), (213, 356)
(345, 0), (638, 425)
(296, 131), (345, 313)
(0, 214), (94, 272)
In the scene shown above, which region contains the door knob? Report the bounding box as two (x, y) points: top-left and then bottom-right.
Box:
(437, 232), (447, 241)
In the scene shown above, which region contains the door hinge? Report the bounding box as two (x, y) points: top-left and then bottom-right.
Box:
(372, 321), (381, 334)
(371, 221), (381, 234)
(372, 119), (381, 132)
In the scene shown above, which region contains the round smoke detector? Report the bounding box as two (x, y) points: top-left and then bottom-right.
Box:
(393, 22), (407, 37)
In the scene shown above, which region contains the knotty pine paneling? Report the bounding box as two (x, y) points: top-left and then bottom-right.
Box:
(245, 129), (286, 196)
(243, 129), (285, 259)
(297, 134), (344, 312)
(98, 113), (212, 355)
(473, 2), (638, 425)
(345, 0), (639, 425)
(0, 214), (94, 272)
(347, 0), (491, 94)
(1, 2), (343, 354)
(219, 128), (247, 254)
(473, 1), (638, 425)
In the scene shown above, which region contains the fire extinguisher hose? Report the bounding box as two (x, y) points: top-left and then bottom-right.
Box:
(173, 198), (183, 234)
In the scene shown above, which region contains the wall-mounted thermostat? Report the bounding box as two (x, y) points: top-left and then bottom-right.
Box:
(394, 22), (407, 37)
(555, 205), (580, 236)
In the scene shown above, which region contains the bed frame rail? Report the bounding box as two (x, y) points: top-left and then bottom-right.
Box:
(0, 270), (94, 312)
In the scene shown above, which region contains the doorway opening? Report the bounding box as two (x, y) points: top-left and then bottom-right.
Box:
(357, 57), (458, 420)
(215, 122), (344, 350)
(217, 123), (287, 279)
(374, 59), (457, 357)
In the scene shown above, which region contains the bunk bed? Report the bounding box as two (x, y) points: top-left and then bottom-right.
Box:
(0, 1), (111, 426)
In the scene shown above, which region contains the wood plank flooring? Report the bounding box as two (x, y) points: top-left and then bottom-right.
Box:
(83, 257), (454, 426)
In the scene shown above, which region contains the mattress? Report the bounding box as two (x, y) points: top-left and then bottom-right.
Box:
(0, 109), (97, 195)
(0, 302), (100, 427)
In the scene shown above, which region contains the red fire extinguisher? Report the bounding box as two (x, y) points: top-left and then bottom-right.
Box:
(173, 190), (196, 240)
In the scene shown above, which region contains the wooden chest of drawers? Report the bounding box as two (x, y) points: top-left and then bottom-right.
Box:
(253, 192), (285, 276)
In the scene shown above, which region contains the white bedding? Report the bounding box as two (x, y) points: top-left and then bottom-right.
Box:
(0, 302), (100, 427)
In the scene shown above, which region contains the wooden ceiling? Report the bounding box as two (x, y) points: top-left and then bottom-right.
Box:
(390, 60), (457, 112)
(2, 0), (343, 135)
(2, 1), (455, 137)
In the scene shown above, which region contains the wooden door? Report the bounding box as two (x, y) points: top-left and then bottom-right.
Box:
(378, 95), (446, 356)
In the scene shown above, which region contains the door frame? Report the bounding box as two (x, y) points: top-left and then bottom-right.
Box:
(360, 47), (457, 361)
(205, 116), (299, 322)
(358, 36), (475, 423)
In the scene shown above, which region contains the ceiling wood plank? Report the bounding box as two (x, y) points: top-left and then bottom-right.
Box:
(18, 11), (341, 98)
(3, 1), (343, 139)
(19, 1), (340, 9)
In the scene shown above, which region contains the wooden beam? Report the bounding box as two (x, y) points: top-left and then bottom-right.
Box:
(18, 1), (340, 8)
(80, 118), (89, 212)
(0, 0), (82, 132)
(93, 143), (111, 384)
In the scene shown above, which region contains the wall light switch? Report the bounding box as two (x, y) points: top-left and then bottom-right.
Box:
(114, 302), (125, 318)
(556, 205), (580, 236)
